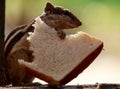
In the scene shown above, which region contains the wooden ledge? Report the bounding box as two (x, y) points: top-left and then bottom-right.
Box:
(0, 83), (120, 89)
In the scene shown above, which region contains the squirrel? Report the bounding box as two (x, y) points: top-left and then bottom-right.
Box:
(4, 2), (82, 86)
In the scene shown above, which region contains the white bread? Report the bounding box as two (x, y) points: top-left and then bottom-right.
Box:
(20, 17), (103, 84)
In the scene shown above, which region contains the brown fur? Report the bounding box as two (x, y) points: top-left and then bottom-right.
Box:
(41, 3), (82, 39)
(5, 30), (34, 85)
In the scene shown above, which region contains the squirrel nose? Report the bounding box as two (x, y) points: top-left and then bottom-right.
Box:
(77, 20), (82, 26)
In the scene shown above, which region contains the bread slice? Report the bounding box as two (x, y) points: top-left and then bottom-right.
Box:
(20, 17), (103, 84)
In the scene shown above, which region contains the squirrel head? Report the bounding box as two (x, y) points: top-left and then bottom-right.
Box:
(40, 2), (82, 30)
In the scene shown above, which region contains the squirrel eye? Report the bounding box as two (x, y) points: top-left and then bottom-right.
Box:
(63, 10), (70, 16)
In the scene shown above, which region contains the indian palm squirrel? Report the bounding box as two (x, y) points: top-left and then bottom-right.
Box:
(4, 2), (82, 86)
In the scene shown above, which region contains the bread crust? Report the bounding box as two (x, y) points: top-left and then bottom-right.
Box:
(60, 43), (103, 84)
(24, 43), (103, 84)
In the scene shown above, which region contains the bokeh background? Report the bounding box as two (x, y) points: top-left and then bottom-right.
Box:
(6, 0), (120, 85)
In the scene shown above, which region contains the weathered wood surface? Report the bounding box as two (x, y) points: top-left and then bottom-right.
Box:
(0, 84), (120, 89)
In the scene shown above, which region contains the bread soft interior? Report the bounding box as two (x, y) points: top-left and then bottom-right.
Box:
(20, 17), (103, 82)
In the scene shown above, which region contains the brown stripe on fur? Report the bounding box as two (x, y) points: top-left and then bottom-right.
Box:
(4, 20), (35, 59)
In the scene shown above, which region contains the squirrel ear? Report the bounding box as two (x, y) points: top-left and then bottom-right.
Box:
(45, 2), (54, 14)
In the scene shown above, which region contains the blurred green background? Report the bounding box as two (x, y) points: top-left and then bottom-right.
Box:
(6, 0), (120, 84)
